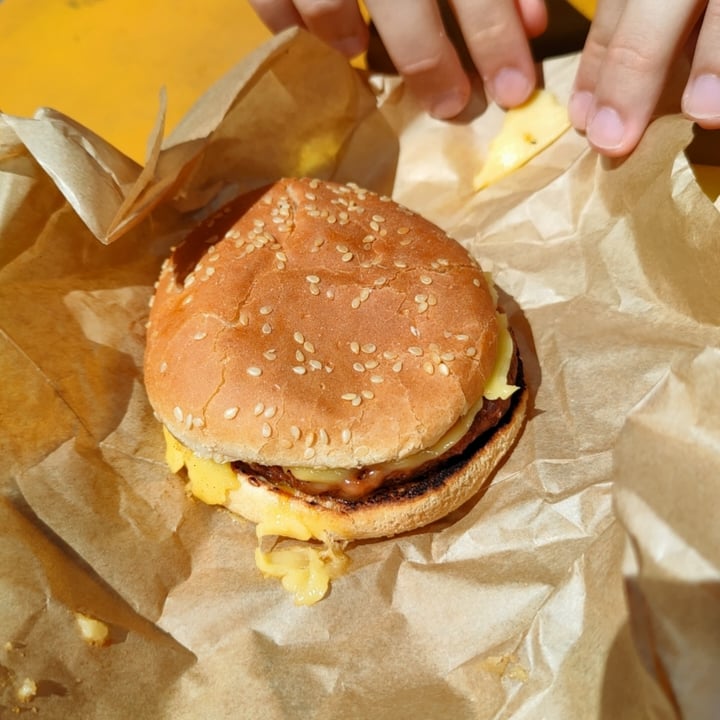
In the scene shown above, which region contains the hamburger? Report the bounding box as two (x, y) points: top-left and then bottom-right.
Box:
(144, 177), (528, 603)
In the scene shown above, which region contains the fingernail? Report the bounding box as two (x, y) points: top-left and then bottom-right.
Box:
(490, 67), (533, 107)
(683, 74), (720, 120)
(333, 35), (366, 58)
(568, 90), (592, 130)
(429, 89), (467, 119)
(587, 106), (626, 151)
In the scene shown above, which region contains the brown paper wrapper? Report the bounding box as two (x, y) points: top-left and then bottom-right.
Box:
(2, 28), (719, 719)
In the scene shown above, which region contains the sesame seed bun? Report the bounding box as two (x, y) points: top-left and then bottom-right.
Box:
(144, 177), (527, 539)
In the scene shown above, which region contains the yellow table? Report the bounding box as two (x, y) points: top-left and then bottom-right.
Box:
(1, 0), (596, 164)
(1, 0), (271, 162)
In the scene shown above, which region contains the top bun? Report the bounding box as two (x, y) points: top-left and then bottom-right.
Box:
(144, 178), (499, 468)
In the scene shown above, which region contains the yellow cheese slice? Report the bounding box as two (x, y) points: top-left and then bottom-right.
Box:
(474, 89), (571, 190)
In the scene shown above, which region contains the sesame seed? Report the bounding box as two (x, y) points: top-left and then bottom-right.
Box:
(185, 413), (193, 429)
(473, 278), (482, 287)
(254, 403), (265, 416)
(239, 311), (250, 326)
(296, 350), (305, 362)
(306, 275), (320, 284)
(438, 363), (450, 376)
(303, 341), (315, 353)
(247, 366), (263, 377)
(427, 294), (437, 306)
(341, 429), (352, 444)
(370, 374), (384, 384)
(275, 251), (287, 262)
(410, 326), (420, 337)
(408, 346), (423, 356)
(183, 275), (195, 288)
(394, 260), (408, 269)
(308, 359), (322, 371)
(336, 244), (349, 253)
(342, 252), (354, 262)
(159, 361), (168, 373)
(351, 297), (361, 309)
(456, 333), (469, 341)
(292, 366), (307, 375)
(351, 396), (362, 407)
(182, 295), (193, 306)
(415, 294), (428, 303)
(353, 362), (365, 373)
(364, 360), (379, 369)
(305, 431), (316, 447)
(173, 406), (183, 422)
(361, 390), (374, 400)
(205, 266), (216, 277)
(392, 361), (403, 373)
(341, 393), (358, 401)
(224, 407), (239, 419)
(193, 331), (207, 341)
(293, 331), (305, 344)
(423, 362), (435, 375)
(259, 305), (272, 315)
(309, 285), (320, 296)
(417, 302), (429, 313)
(262, 323), (272, 334)
(466, 347), (477, 357)
(304, 447), (316, 460)
(361, 343), (376, 354)
(397, 226), (410, 235)
(369, 221), (380, 232)
(263, 349), (278, 361)
(290, 425), (301, 440)
(326, 288), (336, 300)
(372, 214), (385, 223)
(192, 417), (204, 428)
(442, 352), (455, 362)
(420, 275), (433, 285)
(262, 422), (272, 438)
(318, 428), (329, 444)
(350, 342), (360, 354)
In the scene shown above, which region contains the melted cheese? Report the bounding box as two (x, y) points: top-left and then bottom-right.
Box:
(474, 89), (570, 190)
(165, 428), (348, 605)
(164, 426), (239, 504)
(255, 541), (349, 606)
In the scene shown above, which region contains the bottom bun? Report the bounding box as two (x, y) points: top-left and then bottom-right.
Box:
(221, 385), (529, 542)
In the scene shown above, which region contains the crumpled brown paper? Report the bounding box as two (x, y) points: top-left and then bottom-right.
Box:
(2, 27), (719, 719)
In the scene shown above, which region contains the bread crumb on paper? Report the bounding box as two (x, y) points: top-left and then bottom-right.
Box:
(74, 612), (109, 646)
(481, 653), (529, 682)
(16, 677), (37, 703)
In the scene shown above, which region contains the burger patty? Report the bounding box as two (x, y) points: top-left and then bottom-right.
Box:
(232, 343), (522, 502)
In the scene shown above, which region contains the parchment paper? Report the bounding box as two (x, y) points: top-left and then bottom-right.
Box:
(1, 28), (718, 719)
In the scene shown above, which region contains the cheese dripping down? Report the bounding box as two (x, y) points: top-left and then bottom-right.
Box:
(164, 426), (348, 605)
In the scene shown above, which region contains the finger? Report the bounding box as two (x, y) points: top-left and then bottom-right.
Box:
(248, 0), (305, 33)
(365, 0), (471, 118)
(293, 0), (369, 57)
(451, 0), (539, 108)
(568, 0), (626, 131)
(518, 0), (548, 38)
(584, 0), (703, 156)
(682, 2), (720, 128)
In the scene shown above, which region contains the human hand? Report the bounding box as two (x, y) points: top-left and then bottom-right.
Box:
(248, 0), (548, 118)
(570, 0), (719, 157)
